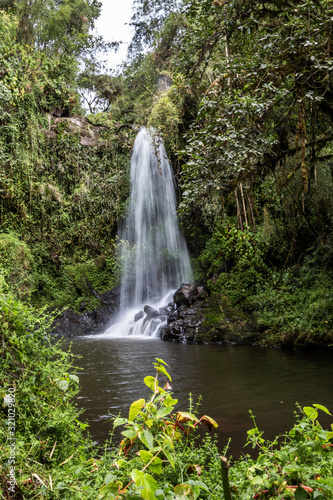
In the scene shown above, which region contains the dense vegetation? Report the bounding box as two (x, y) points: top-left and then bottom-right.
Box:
(1, 0), (333, 498)
(0, 3), (135, 310)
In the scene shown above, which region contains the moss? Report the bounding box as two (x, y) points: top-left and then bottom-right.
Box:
(258, 328), (333, 352)
(195, 293), (256, 344)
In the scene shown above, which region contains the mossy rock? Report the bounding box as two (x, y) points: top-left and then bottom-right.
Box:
(195, 293), (258, 344)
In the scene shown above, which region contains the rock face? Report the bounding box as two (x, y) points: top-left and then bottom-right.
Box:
(160, 283), (257, 344)
(160, 283), (207, 342)
(173, 283), (198, 307)
(51, 285), (121, 336)
(46, 115), (103, 146)
(134, 311), (144, 322)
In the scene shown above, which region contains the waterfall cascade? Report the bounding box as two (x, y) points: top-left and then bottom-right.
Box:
(104, 128), (192, 338)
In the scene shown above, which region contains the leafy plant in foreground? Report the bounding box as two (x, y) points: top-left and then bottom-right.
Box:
(97, 358), (218, 500)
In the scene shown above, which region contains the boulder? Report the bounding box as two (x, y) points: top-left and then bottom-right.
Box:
(134, 311), (144, 322)
(144, 305), (160, 319)
(173, 283), (198, 307)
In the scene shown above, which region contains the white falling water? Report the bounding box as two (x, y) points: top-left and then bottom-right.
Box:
(103, 127), (192, 338)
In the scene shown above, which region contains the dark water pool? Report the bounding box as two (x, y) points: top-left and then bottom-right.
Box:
(63, 337), (333, 456)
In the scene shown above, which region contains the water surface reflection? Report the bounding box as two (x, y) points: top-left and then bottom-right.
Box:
(64, 338), (333, 456)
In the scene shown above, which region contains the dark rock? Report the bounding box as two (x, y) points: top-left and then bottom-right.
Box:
(160, 322), (186, 343)
(155, 74), (173, 93)
(51, 284), (121, 336)
(196, 286), (208, 301)
(173, 283), (198, 307)
(159, 304), (174, 318)
(47, 114), (104, 147)
(134, 311), (144, 322)
(143, 305), (160, 318)
(160, 282), (256, 345)
(78, 301), (86, 312)
(160, 286), (206, 343)
(167, 309), (179, 324)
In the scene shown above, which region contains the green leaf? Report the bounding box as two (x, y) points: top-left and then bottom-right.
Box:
(104, 473), (117, 486)
(155, 489), (164, 500)
(303, 406), (318, 420)
(139, 450), (153, 464)
(115, 459), (126, 468)
(294, 487), (309, 500)
(121, 429), (137, 440)
(176, 412), (199, 424)
(145, 417), (154, 428)
(68, 374), (79, 384)
(192, 481), (210, 493)
(56, 379), (69, 392)
(156, 364), (172, 381)
(174, 484), (194, 500)
(156, 406), (172, 419)
(113, 417), (127, 428)
(129, 398), (145, 421)
(164, 397), (178, 407)
(131, 469), (159, 500)
(251, 476), (264, 486)
(162, 447), (175, 470)
(148, 456), (163, 475)
(155, 358), (170, 367)
(313, 404), (332, 416)
(200, 415), (218, 430)
(144, 376), (157, 391)
(139, 429), (154, 449)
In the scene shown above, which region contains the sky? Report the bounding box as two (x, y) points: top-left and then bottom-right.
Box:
(92, 0), (135, 71)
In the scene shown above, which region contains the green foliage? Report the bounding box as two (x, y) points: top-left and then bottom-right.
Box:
(148, 91), (182, 148)
(6, 0), (102, 54)
(197, 222), (268, 301)
(0, 10), (130, 305)
(193, 220), (333, 343)
(0, 233), (35, 299)
(0, 285), (84, 491)
(229, 404), (333, 499)
(33, 251), (121, 310)
(247, 264), (333, 346)
(128, 0), (182, 59)
(97, 359), (218, 500)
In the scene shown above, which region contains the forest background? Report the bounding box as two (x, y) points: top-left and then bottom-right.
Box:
(1, 0), (333, 498)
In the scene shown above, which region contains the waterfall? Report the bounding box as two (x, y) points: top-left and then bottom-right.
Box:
(103, 127), (192, 338)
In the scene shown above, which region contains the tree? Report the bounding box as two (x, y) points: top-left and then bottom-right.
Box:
(169, 0), (333, 259)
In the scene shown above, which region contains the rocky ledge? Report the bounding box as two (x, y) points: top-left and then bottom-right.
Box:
(159, 283), (257, 344)
(51, 285), (121, 336)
